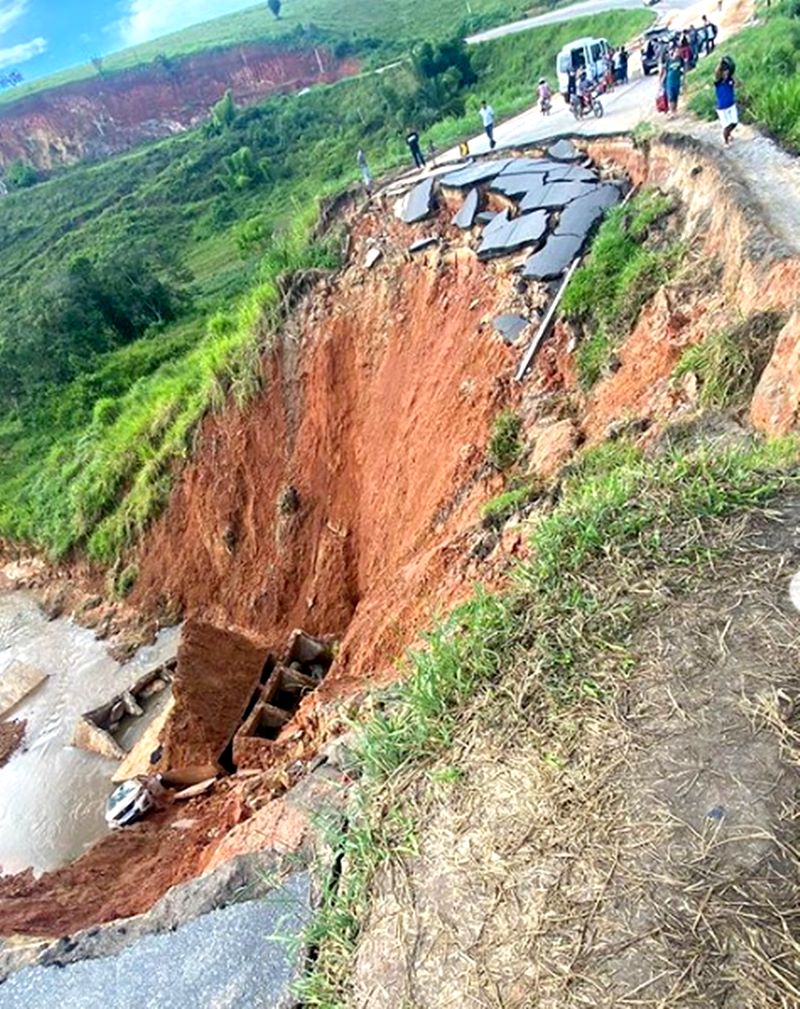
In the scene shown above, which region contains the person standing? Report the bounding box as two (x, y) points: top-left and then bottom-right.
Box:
(480, 100), (496, 149)
(356, 149), (372, 194)
(406, 129), (425, 169)
(618, 45), (629, 84)
(714, 58), (739, 145)
(661, 42), (685, 116)
(703, 15), (718, 54)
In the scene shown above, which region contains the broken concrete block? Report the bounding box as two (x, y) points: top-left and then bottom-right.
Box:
(519, 180), (597, 213)
(475, 211), (497, 225)
(490, 173), (547, 200)
(0, 661), (48, 718)
(497, 157), (551, 176)
(402, 177), (436, 223)
(363, 247), (382, 270)
(493, 314), (530, 344)
(452, 188), (479, 229)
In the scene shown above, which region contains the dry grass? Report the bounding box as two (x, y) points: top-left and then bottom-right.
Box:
(349, 496), (800, 1008)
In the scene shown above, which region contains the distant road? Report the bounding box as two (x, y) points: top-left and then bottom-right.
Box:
(466, 0), (696, 44)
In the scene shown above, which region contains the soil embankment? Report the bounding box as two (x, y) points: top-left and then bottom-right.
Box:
(3, 127), (800, 941)
(0, 43), (359, 170)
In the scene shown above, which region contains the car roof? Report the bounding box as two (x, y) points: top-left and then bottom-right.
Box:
(558, 36), (605, 50)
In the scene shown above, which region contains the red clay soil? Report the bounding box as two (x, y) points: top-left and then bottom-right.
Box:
(0, 782), (249, 937)
(0, 214), (520, 938)
(132, 234), (515, 702)
(158, 620), (267, 783)
(0, 720), (25, 769)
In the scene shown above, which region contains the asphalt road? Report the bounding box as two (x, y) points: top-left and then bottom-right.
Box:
(0, 872), (312, 1009)
(466, 0), (698, 44)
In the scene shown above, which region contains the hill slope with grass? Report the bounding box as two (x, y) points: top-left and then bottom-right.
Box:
(0, 9), (652, 565)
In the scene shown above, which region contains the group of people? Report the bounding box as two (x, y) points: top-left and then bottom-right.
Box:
(657, 16), (718, 115)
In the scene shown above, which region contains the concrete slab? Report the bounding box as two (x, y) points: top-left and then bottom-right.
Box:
(556, 183), (621, 237)
(452, 188), (479, 229)
(0, 661), (48, 718)
(402, 177), (436, 223)
(493, 314), (530, 344)
(547, 138), (582, 162)
(440, 159), (511, 188)
(0, 872), (313, 1009)
(475, 211), (497, 225)
(521, 232), (585, 280)
(477, 209), (548, 260)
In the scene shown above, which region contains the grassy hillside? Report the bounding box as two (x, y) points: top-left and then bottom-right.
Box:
(689, 0), (800, 150)
(0, 9), (652, 566)
(0, 0), (541, 108)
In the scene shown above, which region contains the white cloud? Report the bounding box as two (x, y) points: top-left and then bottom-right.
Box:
(0, 34), (45, 69)
(0, 1), (27, 37)
(120, 0), (258, 47)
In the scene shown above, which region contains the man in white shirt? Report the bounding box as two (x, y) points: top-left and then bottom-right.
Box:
(479, 100), (496, 149)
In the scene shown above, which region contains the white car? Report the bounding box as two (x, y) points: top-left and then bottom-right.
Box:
(556, 36), (610, 97)
(105, 778), (157, 828)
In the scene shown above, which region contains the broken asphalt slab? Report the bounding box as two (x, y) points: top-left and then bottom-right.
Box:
(408, 236), (438, 254)
(518, 179), (597, 213)
(493, 314), (530, 344)
(452, 188), (479, 229)
(402, 177), (436, 223)
(547, 139), (582, 162)
(440, 159), (511, 188)
(477, 209), (548, 260)
(0, 872), (313, 1009)
(556, 183), (621, 237)
(522, 232), (586, 280)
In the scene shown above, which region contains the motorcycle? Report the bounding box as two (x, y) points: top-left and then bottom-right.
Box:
(570, 88), (604, 120)
(539, 94), (552, 116)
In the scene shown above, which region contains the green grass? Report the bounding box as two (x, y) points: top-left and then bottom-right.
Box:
(688, 0), (800, 150)
(562, 188), (682, 390)
(487, 410), (523, 470)
(0, 8), (654, 562)
(297, 431), (800, 1005)
(673, 311), (784, 410)
(481, 482), (539, 527)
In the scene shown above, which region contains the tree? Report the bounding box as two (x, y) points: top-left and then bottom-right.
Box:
(5, 160), (38, 190)
(268, 0), (282, 19)
(90, 55), (104, 76)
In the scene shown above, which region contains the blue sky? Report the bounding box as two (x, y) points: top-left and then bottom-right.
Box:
(0, 0), (262, 82)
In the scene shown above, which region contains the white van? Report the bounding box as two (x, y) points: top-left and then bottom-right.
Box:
(556, 37), (610, 96)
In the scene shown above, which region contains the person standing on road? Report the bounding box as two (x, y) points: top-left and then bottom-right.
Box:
(356, 149), (372, 194)
(480, 100), (496, 149)
(703, 15), (718, 54)
(714, 57), (739, 145)
(406, 129), (425, 169)
(661, 43), (685, 116)
(617, 45), (629, 84)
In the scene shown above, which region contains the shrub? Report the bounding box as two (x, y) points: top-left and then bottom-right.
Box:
(487, 411), (523, 470)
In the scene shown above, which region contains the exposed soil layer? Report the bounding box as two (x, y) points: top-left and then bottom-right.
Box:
(0, 44), (359, 170)
(0, 720), (25, 769)
(132, 226), (515, 703)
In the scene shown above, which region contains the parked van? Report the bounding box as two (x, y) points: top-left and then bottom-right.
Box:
(556, 37), (609, 96)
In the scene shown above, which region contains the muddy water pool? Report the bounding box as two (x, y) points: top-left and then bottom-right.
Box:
(0, 591), (179, 875)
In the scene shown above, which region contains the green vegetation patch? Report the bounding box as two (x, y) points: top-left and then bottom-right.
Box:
(562, 188), (683, 390)
(298, 431), (800, 1005)
(688, 0), (800, 151)
(673, 311), (785, 409)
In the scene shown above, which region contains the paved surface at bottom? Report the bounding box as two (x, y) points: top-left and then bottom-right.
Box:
(0, 872), (311, 1009)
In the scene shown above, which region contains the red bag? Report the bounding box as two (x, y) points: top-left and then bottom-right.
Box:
(656, 89), (668, 113)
